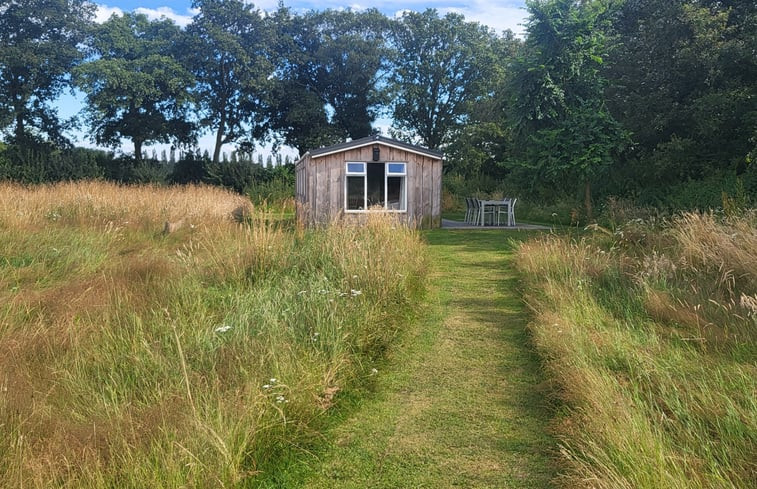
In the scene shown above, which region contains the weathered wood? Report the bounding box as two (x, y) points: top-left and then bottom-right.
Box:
(432, 159), (441, 222)
(299, 139), (443, 229)
(329, 160), (341, 219)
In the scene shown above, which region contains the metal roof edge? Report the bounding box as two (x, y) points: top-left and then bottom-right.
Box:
(309, 135), (443, 160)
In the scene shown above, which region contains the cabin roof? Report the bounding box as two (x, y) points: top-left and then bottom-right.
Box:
(298, 135), (443, 164)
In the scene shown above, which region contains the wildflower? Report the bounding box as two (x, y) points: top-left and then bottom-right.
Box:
(312, 332), (320, 341)
(214, 324), (232, 333)
(370, 368), (378, 375)
(276, 395), (288, 404)
(262, 384), (271, 389)
(350, 289), (362, 297)
(270, 378), (277, 383)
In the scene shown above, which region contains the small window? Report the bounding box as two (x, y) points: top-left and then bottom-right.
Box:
(387, 162), (406, 175)
(346, 162), (366, 174)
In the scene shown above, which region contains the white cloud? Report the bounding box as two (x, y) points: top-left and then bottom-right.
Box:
(439, 3), (528, 37)
(95, 4), (195, 27)
(391, 2), (527, 36)
(134, 7), (194, 27)
(94, 5), (123, 24)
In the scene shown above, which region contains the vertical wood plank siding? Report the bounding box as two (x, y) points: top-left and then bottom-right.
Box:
(296, 143), (442, 229)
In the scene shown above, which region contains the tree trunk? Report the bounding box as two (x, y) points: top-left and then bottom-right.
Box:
(134, 139), (143, 164)
(213, 111), (226, 165)
(584, 179), (593, 222)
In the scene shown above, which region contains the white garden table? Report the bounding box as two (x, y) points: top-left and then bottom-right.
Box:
(477, 199), (515, 227)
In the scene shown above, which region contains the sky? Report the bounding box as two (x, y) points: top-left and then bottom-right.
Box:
(59, 1), (529, 158)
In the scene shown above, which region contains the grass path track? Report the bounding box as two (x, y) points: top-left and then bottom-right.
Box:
(298, 230), (556, 488)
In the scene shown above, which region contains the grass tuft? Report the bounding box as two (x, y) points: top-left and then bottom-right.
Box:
(0, 181), (428, 487)
(516, 211), (757, 488)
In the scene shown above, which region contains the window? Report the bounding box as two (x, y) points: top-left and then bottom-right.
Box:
(345, 161), (406, 212)
(386, 162), (406, 211)
(346, 162), (366, 210)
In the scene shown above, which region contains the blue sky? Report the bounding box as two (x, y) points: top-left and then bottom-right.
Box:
(61, 1), (528, 157)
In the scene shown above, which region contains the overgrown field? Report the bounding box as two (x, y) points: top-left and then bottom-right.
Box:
(0, 182), (427, 487)
(517, 212), (757, 488)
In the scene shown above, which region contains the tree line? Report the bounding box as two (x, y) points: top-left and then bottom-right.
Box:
(1, 0), (755, 212)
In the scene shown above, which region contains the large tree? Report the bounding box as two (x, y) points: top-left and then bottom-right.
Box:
(74, 13), (195, 163)
(186, 0), (273, 164)
(266, 7), (388, 155)
(509, 0), (627, 218)
(388, 9), (500, 150)
(0, 0), (94, 144)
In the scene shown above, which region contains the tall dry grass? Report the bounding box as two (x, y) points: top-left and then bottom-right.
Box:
(517, 211), (756, 489)
(0, 181), (428, 487)
(0, 181), (250, 230)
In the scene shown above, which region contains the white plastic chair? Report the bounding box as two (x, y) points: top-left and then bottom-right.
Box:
(497, 198), (517, 226)
(464, 197), (474, 223)
(482, 200), (496, 226)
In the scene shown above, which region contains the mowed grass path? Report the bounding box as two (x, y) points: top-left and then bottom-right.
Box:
(299, 229), (556, 488)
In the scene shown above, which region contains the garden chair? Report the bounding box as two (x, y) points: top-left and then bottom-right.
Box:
(471, 198), (480, 225)
(482, 199), (496, 226)
(497, 198), (517, 226)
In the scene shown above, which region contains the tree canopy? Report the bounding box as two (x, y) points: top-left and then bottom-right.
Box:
(1, 0), (754, 211)
(0, 0), (94, 144)
(74, 12), (195, 162)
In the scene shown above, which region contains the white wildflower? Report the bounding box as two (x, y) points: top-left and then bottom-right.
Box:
(214, 324), (232, 333)
(350, 289), (362, 297)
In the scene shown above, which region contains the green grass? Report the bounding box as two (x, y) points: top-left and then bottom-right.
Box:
(0, 182), (429, 488)
(516, 211), (757, 488)
(274, 229), (557, 488)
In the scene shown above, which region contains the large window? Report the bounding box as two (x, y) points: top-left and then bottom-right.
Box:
(345, 161), (406, 212)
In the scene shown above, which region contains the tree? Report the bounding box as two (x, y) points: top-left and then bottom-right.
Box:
(0, 0), (94, 144)
(509, 0), (627, 218)
(604, 0), (757, 185)
(266, 7), (389, 155)
(186, 0), (273, 164)
(444, 30), (521, 178)
(74, 13), (195, 163)
(315, 9), (389, 140)
(388, 9), (501, 150)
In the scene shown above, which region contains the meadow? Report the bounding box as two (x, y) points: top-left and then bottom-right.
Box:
(517, 211), (757, 488)
(0, 182), (427, 487)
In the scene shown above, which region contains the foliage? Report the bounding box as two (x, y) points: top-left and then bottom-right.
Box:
(185, 0), (273, 164)
(73, 13), (195, 162)
(266, 8), (389, 155)
(0, 1), (754, 211)
(0, 140), (105, 183)
(0, 0), (94, 144)
(388, 9), (502, 150)
(508, 0), (628, 218)
(605, 0), (757, 188)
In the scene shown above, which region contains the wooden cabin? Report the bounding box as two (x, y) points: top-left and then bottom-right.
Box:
(295, 135), (443, 229)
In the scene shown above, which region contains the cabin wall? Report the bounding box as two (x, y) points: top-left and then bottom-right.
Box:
(299, 144), (442, 229)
